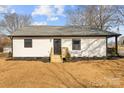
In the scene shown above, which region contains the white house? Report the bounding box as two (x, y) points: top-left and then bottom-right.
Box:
(10, 26), (121, 62)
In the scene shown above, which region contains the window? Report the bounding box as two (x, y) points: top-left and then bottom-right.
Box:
(72, 39), (81, 50)
(24, 39), (32, 48)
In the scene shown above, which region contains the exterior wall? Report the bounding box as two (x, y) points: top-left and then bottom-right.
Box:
(13, 37), (106, 57)
(61, 37), (106, 57)
(13, 37), (52, 57)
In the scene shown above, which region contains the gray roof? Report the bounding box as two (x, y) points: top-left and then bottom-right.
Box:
(11, 26), (121, 37)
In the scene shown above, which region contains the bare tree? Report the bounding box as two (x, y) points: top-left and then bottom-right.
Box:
(66, 5), (124, 31)
(0, 13), (32, 34)
(66, 6), (85, 26)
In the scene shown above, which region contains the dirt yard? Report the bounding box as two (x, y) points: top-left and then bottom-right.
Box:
(0, 56), (124, 88)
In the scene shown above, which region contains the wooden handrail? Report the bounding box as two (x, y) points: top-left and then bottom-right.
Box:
(61, 47), (70, 59)
(50, 47), (70, 63)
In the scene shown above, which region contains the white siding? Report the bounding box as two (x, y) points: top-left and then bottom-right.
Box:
(61, 37), (106, 57)
(13, 37), (106, 57)
(13, 37), (52, 57)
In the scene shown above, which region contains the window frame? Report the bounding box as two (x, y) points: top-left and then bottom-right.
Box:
(24, 39), (32, 48)
(72, 39), (81, 50)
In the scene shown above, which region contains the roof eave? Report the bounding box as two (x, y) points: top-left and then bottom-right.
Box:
(9, 34), (121, 37)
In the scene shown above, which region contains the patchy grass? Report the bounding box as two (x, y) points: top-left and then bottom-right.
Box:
(0, 57), (124, 88)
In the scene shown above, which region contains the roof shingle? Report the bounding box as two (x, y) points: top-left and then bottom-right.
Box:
(11, 26), (121, 37)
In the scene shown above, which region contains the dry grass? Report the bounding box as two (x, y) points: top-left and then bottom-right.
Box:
(0, 57), (124, 88)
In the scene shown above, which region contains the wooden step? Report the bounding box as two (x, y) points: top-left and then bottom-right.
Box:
(50, 55), (63, 63)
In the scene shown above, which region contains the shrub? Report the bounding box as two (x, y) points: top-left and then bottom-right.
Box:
(0, 47), (3, 52)
(108, 48), (117, 56)
(8, 52), (12, 57)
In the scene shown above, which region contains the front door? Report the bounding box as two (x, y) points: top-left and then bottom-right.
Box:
(54, 39), (61, 55)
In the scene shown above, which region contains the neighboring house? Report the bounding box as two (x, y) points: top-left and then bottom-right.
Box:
(119, 36), (124, 46)
(3, 45), (11, 53)
(9, 26), (121, 62)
